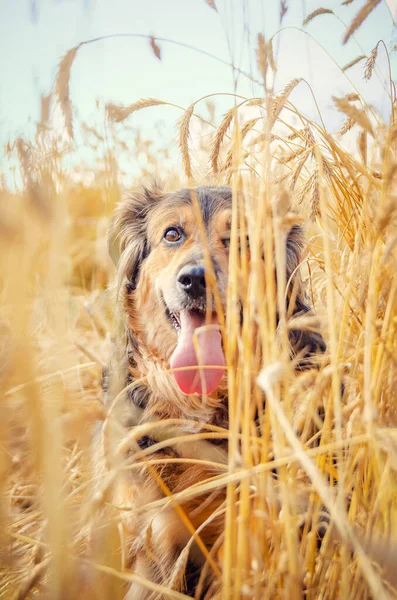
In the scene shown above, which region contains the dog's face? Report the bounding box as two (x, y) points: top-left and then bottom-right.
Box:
(109, 187), (233, 396)
(109, 185), (325, 398)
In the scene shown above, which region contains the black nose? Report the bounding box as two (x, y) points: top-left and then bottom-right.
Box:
(177, 265), (206, 299)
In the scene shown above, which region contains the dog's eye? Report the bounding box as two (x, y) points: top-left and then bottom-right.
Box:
(220, 232), (250, 250)
(221, 234), (230, 249)
(163, 227), (183, 243)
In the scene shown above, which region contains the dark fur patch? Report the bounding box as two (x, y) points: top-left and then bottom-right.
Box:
(136, 436), (157, 450)
(127, 379), (150, 409)
(184, 559), (204, 597)
(172, 186), (232, 227)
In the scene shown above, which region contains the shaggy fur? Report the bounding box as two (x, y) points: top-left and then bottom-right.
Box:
(100, 185), (326, 599)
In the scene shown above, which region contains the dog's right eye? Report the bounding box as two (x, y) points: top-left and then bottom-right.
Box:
(163, 227), (183, 243)
(220, 232), (250, 251)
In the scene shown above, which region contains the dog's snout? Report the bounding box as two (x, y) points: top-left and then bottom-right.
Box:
(177, 265), (206, 299)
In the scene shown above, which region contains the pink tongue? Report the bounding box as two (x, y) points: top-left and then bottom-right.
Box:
(170, 310), (225, 395)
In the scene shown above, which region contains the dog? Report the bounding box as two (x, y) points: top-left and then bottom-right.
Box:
(99, 184), (327, 599)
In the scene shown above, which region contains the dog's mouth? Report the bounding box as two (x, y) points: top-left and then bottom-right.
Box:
(166, 308), (182, 332)
(165, 305), (226, 396)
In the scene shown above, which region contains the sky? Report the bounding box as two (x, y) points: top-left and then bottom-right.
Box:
(1, 0), (396, 177)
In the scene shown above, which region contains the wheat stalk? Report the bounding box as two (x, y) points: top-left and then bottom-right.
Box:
(333, 95), (374, 135)
(210, 109), (235, 173)
(267, 37), (277, 73)
(280, 0), (288, 22)
(149, 36), (162, 60)
(256, 34), (277, 82)
(178, 103), (195, 179)
(303, 8), (334, 26)
(39, 94), (51, 126)
(205, 0), (217, 10)
(223, 119), (259, 172)
(256, 33), (268, 82)
(54, 44), (82, 139)
(358, 131), (367, 165)
(281, 146), (307, 165)
(343, 0), (382, 44)
(106, 98), (167, 123)
(271, 78), (303, 126)
(342, 55), (367, 71)
(344, 93), (360, 102)
(364, 45), (378, 80)
(339, 117), (356, 136)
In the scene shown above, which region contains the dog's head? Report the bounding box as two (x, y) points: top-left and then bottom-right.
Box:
(108, 185), (325, 397)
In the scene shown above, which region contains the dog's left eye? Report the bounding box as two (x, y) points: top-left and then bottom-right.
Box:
(163, 227), (183, 243)
(221, 234), (230, 249)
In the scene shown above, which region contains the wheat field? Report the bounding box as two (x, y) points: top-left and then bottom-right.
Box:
(1, 2), (397, 599)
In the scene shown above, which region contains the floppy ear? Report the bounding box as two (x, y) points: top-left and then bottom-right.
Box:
(285, 224), (326, 366)
(107, 186), (162, 289)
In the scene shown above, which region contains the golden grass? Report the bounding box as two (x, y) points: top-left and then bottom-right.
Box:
(1, 5), (397, 599)
(342, 0), (382, 45)
(302, 8), (334, 27)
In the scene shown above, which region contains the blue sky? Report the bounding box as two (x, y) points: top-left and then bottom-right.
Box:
(1, 0), (396, 170)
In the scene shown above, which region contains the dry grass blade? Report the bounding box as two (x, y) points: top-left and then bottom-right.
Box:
(343, 93), (360, 102)
(281, 146), (307, 165)
(106, 98), (167, 123)
(339, 116), (356, 135)
(178, 103), (195, 179)
(149, 36), (162, 60)
(342, 54), (367, 71)
(358, 131), (367, 165)
(205, 0), (217, 9)
(258, 369), (392, 600)
(168, 546), (190, 591)
(390, 122), (397, 142)
(256, 33), (268, 82)
(280, 0), (288, 22)
(40, 94), (51, 126)
(54, 44), (82, 139)
(287, 128), (305, 141)
(271, 78), (303, 125)
(13, 558), (50, 600)
(240, 118), (260, 139)
(245, 98), (265, 107)
(210, 109), (234, 173)
(297, 170), (320, 220)
(297, 172), (313, 205)
(15, 138), (32, 183)
(303, 124), (316, 148)
(223, 118), (258, 171)
(343, 0), (382, 44)
(333, 95), (373, 135)
(280, 77), (303, 99)
(303, 8), (334, 26)
(249, 132), (277, 146)
(288, 151), (308, 190)
(267, 36), (277, 72)
(309, 172), (320, 220)
(364, 45), (378, 80)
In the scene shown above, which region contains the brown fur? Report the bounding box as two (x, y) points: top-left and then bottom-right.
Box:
(99, 184), (326, 599)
